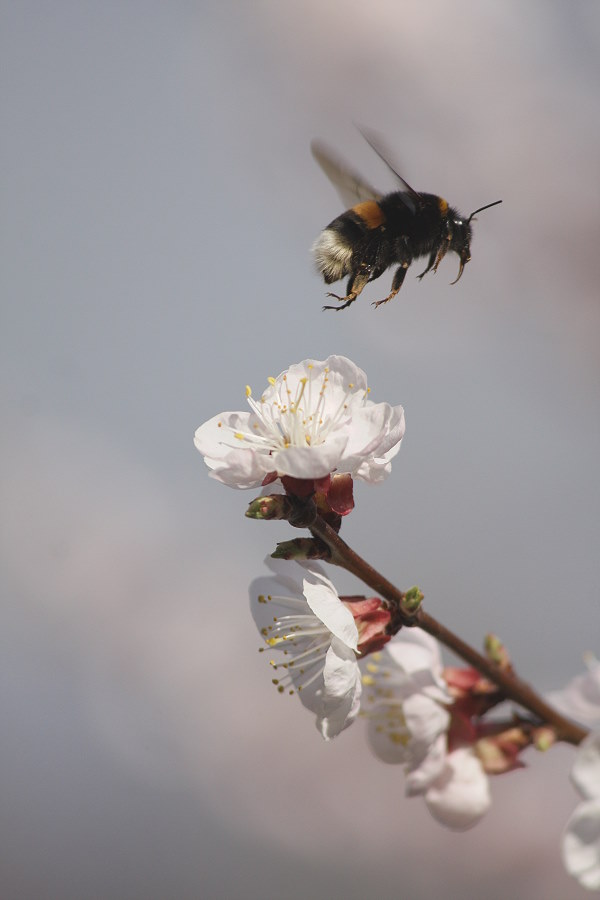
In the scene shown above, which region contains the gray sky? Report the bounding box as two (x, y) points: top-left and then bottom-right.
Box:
(2, 2), (599, 898)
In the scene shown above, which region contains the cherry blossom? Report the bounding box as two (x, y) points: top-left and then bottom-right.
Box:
(249, 560), (369, 740)
(194, 355), (405, 490)
(553, 659), (600, 891)
(562, 733), (600, 891)
(549, 654), (600, 729)
(362, 631), (451, 786)
(362, 629), (491, 829)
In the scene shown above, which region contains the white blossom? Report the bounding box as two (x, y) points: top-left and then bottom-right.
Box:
(423, 747), (491, 830)
(194, 355), (405, 488)
(362, 628), (491, 830)
(549, 654), (600, 728)
(250, 559), (362, 740)
(362, 630), (452, 789)
(562, 734), (600, 891)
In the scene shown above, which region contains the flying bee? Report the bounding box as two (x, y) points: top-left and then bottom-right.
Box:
(312, 130), (502, 311)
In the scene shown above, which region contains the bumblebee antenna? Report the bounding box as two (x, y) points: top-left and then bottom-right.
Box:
(467, 199), (502, 223)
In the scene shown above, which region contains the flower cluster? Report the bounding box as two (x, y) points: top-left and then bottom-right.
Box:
(362, 630), (491, 830)
(194, 354), (595, 891)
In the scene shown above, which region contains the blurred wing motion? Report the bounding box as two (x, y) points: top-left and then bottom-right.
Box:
(311, 140), (383, 208)
(356, 126), (421, 211)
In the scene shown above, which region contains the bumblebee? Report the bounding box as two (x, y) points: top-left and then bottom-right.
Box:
(312, 130), (502, 311)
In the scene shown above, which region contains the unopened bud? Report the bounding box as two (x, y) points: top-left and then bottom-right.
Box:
(484, 633), (511, 670)
(271, 537), (330, 561)
(532, 726), (556, 752)
(401, 586), (424, 616)
(476, 726), (529, 774)
(246, 494), (292, 520)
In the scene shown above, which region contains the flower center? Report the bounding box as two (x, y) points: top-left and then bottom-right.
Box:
(257, 592), (332, 695)
(240, 366), (366, 453)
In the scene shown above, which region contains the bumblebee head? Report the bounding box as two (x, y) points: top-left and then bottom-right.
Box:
(447, 215), (472, 285)
(449, 200), (502, 285)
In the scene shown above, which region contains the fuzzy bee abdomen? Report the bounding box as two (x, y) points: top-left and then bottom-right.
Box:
(312, 203), (385, 283)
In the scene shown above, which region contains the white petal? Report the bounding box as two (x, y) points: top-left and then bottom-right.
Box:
(385, 629), (446, 691)
(562, 799), (600, 891)
(318, 638), (362, 739)
(365, 693), (449, 770)
(424, 748), (491, 830)
(549, 657), (600, 728)
(303, 576), (359, 651)
(318, 355), (369, 392)
(342, 403), (394, 456)
(346, 402), (405, 455)
(403, 692), (451, 745)
(385, 628), (438, 670)
(194, 411), (271, 488)
(248, 559), (306, 628)
(355, 451), (397, 484)
(366, 706), (413, 765)
(572, 734), (600, 801)
(342, 404), (405, 476)
(271, 431), (349, 479)
(405, 733), (448, 795)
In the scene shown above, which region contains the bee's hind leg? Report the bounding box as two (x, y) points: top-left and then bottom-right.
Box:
(372, 264), (408, 309)
(323, 269), (371, 312)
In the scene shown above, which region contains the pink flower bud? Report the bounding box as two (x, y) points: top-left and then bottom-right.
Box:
(341, 596), (391, 655)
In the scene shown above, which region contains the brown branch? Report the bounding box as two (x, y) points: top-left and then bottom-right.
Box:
(308, 512), (588, 747)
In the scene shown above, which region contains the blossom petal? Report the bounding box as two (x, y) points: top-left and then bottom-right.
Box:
(271, 431), (349, 479)
(355, 449), (399, 484)
(303, 572), (359, 651)
(285, 355), (369, 395)
(562, 799), (600, 891)
(405, 733), (449, 794)
(385, 628), (443, 677)
(571, 734), (600, 801)
(194, 411), (270, 488)
(344, 402), (405, 458)
(403, 692), (452, 747)
(318, 638), (362, 739)
(384, 629), (450, 702)
(424, 748), (491, 830)
(549, 656), (600, 728)
(343, 404), (405, 482)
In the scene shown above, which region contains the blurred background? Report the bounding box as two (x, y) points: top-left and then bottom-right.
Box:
(1, 2), (599, 898)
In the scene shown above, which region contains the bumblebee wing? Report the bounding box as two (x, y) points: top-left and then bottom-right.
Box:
(357, 126), (421, 213)
(311, 140), (383, 209)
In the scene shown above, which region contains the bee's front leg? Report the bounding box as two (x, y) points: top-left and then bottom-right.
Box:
(416, 251), (437, 280)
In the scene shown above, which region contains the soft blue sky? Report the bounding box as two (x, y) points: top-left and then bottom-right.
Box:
(2, 2), (599, 898)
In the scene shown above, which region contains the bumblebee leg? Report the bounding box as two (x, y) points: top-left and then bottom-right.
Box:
(323, 269), (371, 312)
(416, 251), (437, 280)
(431, 235), (452, 274)
(371, 264), (408, 309)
